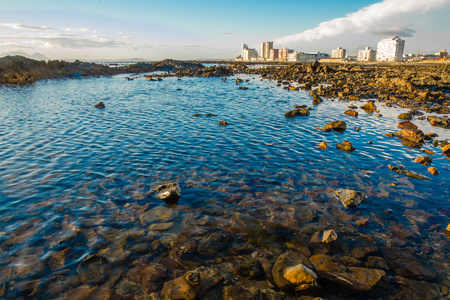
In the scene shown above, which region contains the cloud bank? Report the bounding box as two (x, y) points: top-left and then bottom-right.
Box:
(274, 0), (450, 45)
(1, 23), (54, 31)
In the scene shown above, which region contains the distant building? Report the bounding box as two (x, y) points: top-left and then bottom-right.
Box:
(376, 36), (405, 62)
(269, 49), (279, 61)
(358, 47), (377, 62)
(331, 47), (346, 58)
(240, 43), (258, 61)
(289, 51), (329, 62)
(261, 41), (273, 60)
(278, 47), (294, 61)
(435, 49), (448, 58)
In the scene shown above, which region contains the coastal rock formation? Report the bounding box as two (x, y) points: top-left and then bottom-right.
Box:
(284, 108), (310, 117)
(395, 129), (425, 143)
(324, 120), (347, 132)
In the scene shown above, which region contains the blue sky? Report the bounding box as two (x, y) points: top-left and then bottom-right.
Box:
(1, 0), (449, 60)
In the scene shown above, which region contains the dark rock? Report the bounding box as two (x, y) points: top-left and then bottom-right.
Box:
(324, 121), (347, 132)
(414, 156), (432, 166)
(94, 101), (105, 109)
(151, 180), (181, 204)
(285, 108), (310, 117)
(77, 255), (111, 284)
(197, 230), (232, 257)
(309, 254), (385, 292)
(127, 263), (168, 293)
(391, 277), (443, 300)
(223, 286), (253, 300)
(428, 167), (439, 176)
(381, 247), (437, 281)
(233, 259), (264, 279)
(367, 256), (389, 271)
(312, 93), (323, 105)
(218, 120), (229, 126)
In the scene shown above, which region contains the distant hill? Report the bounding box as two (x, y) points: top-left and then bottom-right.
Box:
(0, 51), (49, 61)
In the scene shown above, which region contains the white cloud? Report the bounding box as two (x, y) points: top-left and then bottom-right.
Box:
(61, 28), (91, 33)
(1, 23), (54, 30)
(275, 0), (450, 45)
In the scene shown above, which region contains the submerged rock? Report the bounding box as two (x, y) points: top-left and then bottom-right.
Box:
(309, 254), (385, 292)
(139, 205), (173, 223)
(388, 164), (431, 181)
(127, 263), (168, 293)
(332, 189), (366, 209)
(310, 230), (337, 244)
(77, 255), (110, 284)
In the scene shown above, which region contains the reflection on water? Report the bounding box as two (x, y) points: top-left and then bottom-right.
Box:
(0, 73), (449, 298)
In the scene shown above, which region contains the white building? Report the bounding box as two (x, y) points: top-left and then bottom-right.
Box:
(331, 47), (346, 58)
(261, 41), (273, 60)
(358, 47), (377, 62)
(241, 44), (258, 61)
(376, 36), (405, 62)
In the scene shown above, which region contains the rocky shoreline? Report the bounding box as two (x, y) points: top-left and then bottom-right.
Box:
(1, 57), (449, 299)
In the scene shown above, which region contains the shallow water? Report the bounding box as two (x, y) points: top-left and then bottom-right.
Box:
(0, 73), (449, 297)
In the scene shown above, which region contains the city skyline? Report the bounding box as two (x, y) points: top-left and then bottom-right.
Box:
(0, 0), (449, 60)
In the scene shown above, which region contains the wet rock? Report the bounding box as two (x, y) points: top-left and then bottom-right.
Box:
(233, 259), (264, 279)
(331, 189), (366, 209)
(395, 129), (424, 143)
(160, 274), (197, 300)
(312, 93), (323, 105)
(238, 86), (249, 90)
(415, 156), (432, 166)
(115, 280), (139, 295)
(427, 115), (450, 128)
(197, 230), (232, 257)
(98, 247), (130, 264)
(310, 230), (337, 244)
(271, 252), (316, 290)
(127, 263), (168, 293)
(319, 141), (327, 150)
(151, 181), (181, 203)
(285, 108), (310, 117)
(139, 205), (173, 223)
(381, 247), (437, 281)
(398, 113), (412, 120)
(391, 277), (443, 300)
(64, 284), (96, 299)
(350, 245), (378, 260)
(367, 256), (389, 270)
(360, 100), (377, 113)
(223, 286), (253, 300)
(344, 110), (358, 117)
(398, 121), (418, 130)
(309, 254), (385, 292)
(385, 133), (395, 137)
(77, 255), (111, 284)
(388, 164), (431, 180)
(336, 141), (355, 152)
(218, 120), (229, 126)
(324, 121), (346, 132)
(8, 254), (44, 280)
(148, 222), (174, 231)
(94, 101), (106, 109)
(48, 247), (70, 271)
(442, 144), (450, 155)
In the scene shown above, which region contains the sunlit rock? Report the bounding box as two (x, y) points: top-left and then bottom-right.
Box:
(360, 100), (377, 113)
(415, 156), (432, 166)
(310, 230), (337, 244)
(271, 252), (315, 290)
(336, 141), (355, 152)
(324, 120), (346, 132)
(332, 189), (366, 209)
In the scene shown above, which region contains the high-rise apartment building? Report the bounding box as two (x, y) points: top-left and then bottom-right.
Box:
(269, 49), (279, 61)
(241, 44), (258, 61)
(261, 41), (273, 60)
(358, 47), (377, 62)
(331, 47), (346, 58)
(376, 36), (405, 62)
